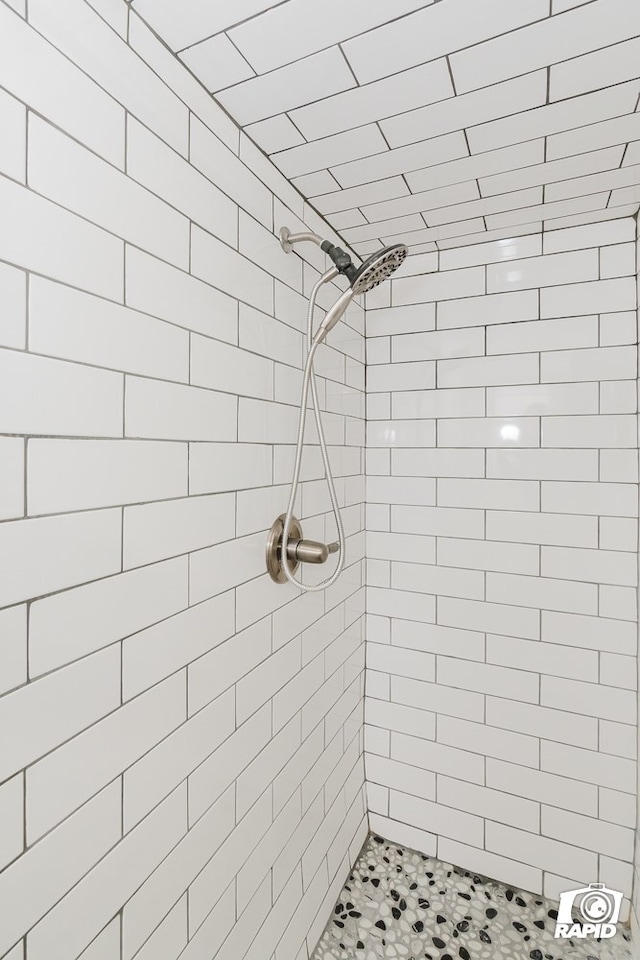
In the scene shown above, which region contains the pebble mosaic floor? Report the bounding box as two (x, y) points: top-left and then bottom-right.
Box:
(311, 834), (634, 960)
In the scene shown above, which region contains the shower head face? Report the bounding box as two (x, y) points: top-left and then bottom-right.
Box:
(350, 244), (408, 295)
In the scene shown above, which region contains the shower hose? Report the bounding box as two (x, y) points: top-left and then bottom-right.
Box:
(280, 272), (347, 592)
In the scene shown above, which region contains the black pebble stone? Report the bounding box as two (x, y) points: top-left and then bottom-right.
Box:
(392, 908), (401, 920)
(413, 921), (424, 933)
(456, 921), (469, 932)
(513, 921), (527, 933)
(459, 949), (471, 960)
(375, 920), (386, 931)
(486, 908), (497, 919)
(479, 930), (491, 943)
(433, 937), (446, 948)
(437, 914), (447, 924)
(530, 952), (543, 960)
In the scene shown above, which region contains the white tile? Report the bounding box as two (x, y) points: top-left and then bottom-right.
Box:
(78, 918), (121, 960)
(367, 420), (435, 448)
(437, 538), (538, 575)
(29, 558), (188, 677)
(438, 417), (539, 447)
(392, 388), (484, 421)
(487, 448), (597, 481)
(342, 0), (548, 84)
(125, 376), (236, 442)
(0, 510), (121, 609)
(0, 774), (23, 872)
(487, 509), (596, 547)
(438, 354), (539, 389)
(0, 350), (123, 438)
(125, 246), (237, 344)
(486, 694), (597, 748)
(0, 175), (123, 301)
(437, 478), (538, 512)
(126, 118), (237, 247)
(437, 290), (539, 329)
(273, 125), (393, 180)
(343, 214), (427, 246)
(0, 437), (23, 521)
(367, 587), (435, 624)
(0, 645), (120, 783)
(392, 731), (484, 784)
(488, 382), (598, 417)
(246, 114), (305, 154)
(124, 493), (235, 569)
(29, 116), (188, 269)
(543, 414), (636, 449)
(390, 790), (483, 847)
(28, 440), (186, 515)
(28, 787), (187, 960)
(438, 596), (540, 640)
(30, 0), (188, 156)
(131, 0), (274, 48)
(406, 141), (545, 195)
(438, 775), (539, 833)
(486, 821), (597, 880)
(551, 35), (640, 102)
(601, 242), (637, 279)
(439, 714), (539, 768)
(332, 131), (468, 190)
(315, 177), (410, 217)
(0, 606), (27, 696)
(439, 838), (541, 896)
(543, 610), (636, 655)
(0, 783), (121, 959)
(292, 170), (341, 197)
(0, 2), (124, 166)
(190, 116), (272, 228)
(541, 345), (636, 383)
(189, 531), (265, 604)
(487, 249), (598, 293)
(452, 0), (640, 93)
(128, 14), (239, 154)
(132, 899), (186, 960)
(191, 224), (273, 314)
(479, 146), (623, 198)
(190, 335), (273, 400)
(368, 361), (435, 393)
(601, 653), (637, 691)
(393, 328), (484, 363)
(392, 504), (485, 540)
(470, 81), (640, 154)
(231, 0), (429, 74)
(217, 47), (355, 126)
(487, 571), (597, 615)
(548, 110), (640, 161)
(291, 58), (453, 143)
(546, 162), (640, 204)
(542, 545), (636, 587)
(180, 33), (254, 92)
(382, 72), (547, 149)
(30, 277), (189, 382)
(393, 266), (484, 305)
(438, 658), (538, 704)
(0, 261), (26, 349)
(0, 86), (25, 182)
(27, 672), (185, 842)
(487, 757), (597, 816)
(123, 592), (235, 700)
(542, 676), (635, 724)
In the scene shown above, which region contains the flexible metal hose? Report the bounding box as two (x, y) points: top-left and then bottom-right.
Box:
(280, 274), (347, 592)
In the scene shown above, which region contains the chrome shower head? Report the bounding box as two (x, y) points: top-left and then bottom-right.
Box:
(349, 244), (409, 295)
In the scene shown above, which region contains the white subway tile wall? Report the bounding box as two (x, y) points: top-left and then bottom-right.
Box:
(633, 213), (640, 942)
(364, 217), (639, 919)
(0, 5), (366, 960)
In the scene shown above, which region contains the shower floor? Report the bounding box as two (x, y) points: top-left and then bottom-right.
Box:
(311, 834), (633, 960)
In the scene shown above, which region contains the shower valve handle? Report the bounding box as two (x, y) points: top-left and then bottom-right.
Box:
(286, 537), (330, 565)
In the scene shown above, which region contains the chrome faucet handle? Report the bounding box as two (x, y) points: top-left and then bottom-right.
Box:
(327, 541), (340, 554)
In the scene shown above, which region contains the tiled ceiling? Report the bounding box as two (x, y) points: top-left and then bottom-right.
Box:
(132, 0), (640, 255)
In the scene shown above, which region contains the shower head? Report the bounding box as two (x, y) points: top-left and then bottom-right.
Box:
(313, 242), (409, 344)
(277, 228), (409, 344)
(349, 244), (408, 295)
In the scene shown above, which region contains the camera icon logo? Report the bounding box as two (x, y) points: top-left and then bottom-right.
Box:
(555, 883), (623, 940)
